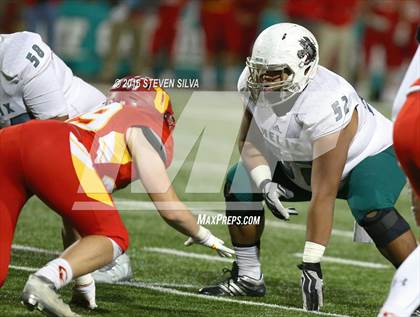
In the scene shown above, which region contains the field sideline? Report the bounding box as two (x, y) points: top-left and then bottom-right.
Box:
(0, 88), (418, 317)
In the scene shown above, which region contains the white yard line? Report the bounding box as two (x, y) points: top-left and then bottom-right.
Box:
(8, 246), (356, 317)
(143, 247), (233, 263)
(140, 282), (199, 289)
(267, 221), (353, 238)
(12, 244), (387, 270)
(293, 253), (391, 269)
(8, 264), (198, 289)
(119, 280), (351, 317)
(9, 265), (37, 272)
(8, 264), (351, 316)
(12, 244), (60, 256)
(114, 199), (354, 238)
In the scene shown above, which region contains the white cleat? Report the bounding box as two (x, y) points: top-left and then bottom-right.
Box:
(92, 253), (133, 284)
(21, 274), (80, 317)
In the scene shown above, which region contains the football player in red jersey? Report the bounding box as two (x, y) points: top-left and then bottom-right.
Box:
(379, 39), (420, 317)
(0, 76), (234, 317)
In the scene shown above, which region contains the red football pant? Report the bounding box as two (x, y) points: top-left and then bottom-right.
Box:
(0, 120), (129, 287)
(393, 90), (420, 224)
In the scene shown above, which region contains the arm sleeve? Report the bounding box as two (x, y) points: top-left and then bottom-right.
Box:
(22, 63), (68, 119)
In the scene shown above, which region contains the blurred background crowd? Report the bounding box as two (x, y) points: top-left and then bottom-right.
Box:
(0, 0), (419, 101)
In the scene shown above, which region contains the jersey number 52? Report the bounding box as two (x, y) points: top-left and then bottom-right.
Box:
(331, 96), (349, 122)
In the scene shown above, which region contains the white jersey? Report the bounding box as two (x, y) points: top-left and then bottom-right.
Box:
(392, 45), (420, 120)
(0, 32), (105, 127)
(238, 65), (392, 190)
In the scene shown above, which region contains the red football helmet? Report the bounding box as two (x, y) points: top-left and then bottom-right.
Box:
(106, 75), (175, 128)
(106, 76), (175, 129)
(107, 76), (172, 110)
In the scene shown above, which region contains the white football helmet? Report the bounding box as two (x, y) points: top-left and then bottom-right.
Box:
(246, 23), (319, 107)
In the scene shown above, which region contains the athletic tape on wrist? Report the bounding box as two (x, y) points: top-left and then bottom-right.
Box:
(194, 226), (210, 242)
(250, 165), (271, 189)
(302, 241), (325, 263)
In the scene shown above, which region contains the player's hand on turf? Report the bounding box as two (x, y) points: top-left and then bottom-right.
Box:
(260, 180), (298, 220)
(184, 226), (235, 257)
(298, 262), (324, 311)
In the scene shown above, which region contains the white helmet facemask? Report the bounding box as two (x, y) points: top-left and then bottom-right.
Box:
(246, 23), (319, 108)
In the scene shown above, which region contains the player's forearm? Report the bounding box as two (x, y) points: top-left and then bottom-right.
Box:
(159, 209), (200, 238)
(150, 191), (200, 238)
(242, 142), (271, 188)
(242, 141), (269, 170)
(306, 196), (335, 246)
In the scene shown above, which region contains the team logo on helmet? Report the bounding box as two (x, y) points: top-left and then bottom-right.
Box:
(297, 36), (317, 65)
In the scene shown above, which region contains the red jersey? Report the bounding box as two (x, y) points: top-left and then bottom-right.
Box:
(67, 101), (175, 193)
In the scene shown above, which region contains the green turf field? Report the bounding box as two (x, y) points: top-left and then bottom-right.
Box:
(0, 89), (418, 317)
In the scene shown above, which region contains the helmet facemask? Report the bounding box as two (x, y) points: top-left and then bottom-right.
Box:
(246, 57), (301, 107)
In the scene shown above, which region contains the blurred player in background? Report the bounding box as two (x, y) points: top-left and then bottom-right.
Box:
(198, 23), (418, 312)
(23, 0), (60, 50)
(378, 30), (420, 317)
(317, 0), (360, 81)
(282, 0), (322, 32)
(200, 0), (240, 90)
(99, 0), (155, 82)
(359, 0), (419, 101)
(234, 0), (267, 62)
(0, 77), (234, 317)
(150, 0), (187, 78)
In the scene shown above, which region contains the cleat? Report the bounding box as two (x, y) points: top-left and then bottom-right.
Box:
(199, 262), (266, 297)
(21, 274), (80, 317)
(92, 253), (133, 284)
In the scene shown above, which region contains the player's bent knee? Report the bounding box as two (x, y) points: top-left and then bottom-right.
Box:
(224, 163), (262, 202)
(225, 178), (264, 218)
(224, 163), (263, 219)
(359, 208), (410, 248)
(108, 228), (130, 259)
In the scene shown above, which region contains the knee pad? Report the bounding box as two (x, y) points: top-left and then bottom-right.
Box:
(360, 208), (410, 248)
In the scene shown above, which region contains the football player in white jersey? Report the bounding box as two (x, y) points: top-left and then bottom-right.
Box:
(0, 31), (131, 307)
(378, 34), (420, 317)
(0, 31), (105, 125)
(198, 23), (418, 312)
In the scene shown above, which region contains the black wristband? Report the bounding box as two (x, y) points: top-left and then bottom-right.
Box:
(259, 179), (271, 191)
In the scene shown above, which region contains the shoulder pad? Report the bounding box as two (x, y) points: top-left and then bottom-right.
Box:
(297, 85), (357, 141)
(1, 32), (51, 88)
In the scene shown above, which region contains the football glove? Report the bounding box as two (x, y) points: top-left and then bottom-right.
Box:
(260, 179), (298, 220)
(298, 262), (324, 311)
(184, 226), (235, 257)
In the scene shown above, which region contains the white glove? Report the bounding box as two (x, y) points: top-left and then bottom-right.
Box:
(184, 226), (235, 257)
(261, 180), (298, 220)
(71, 274), (97, 310)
